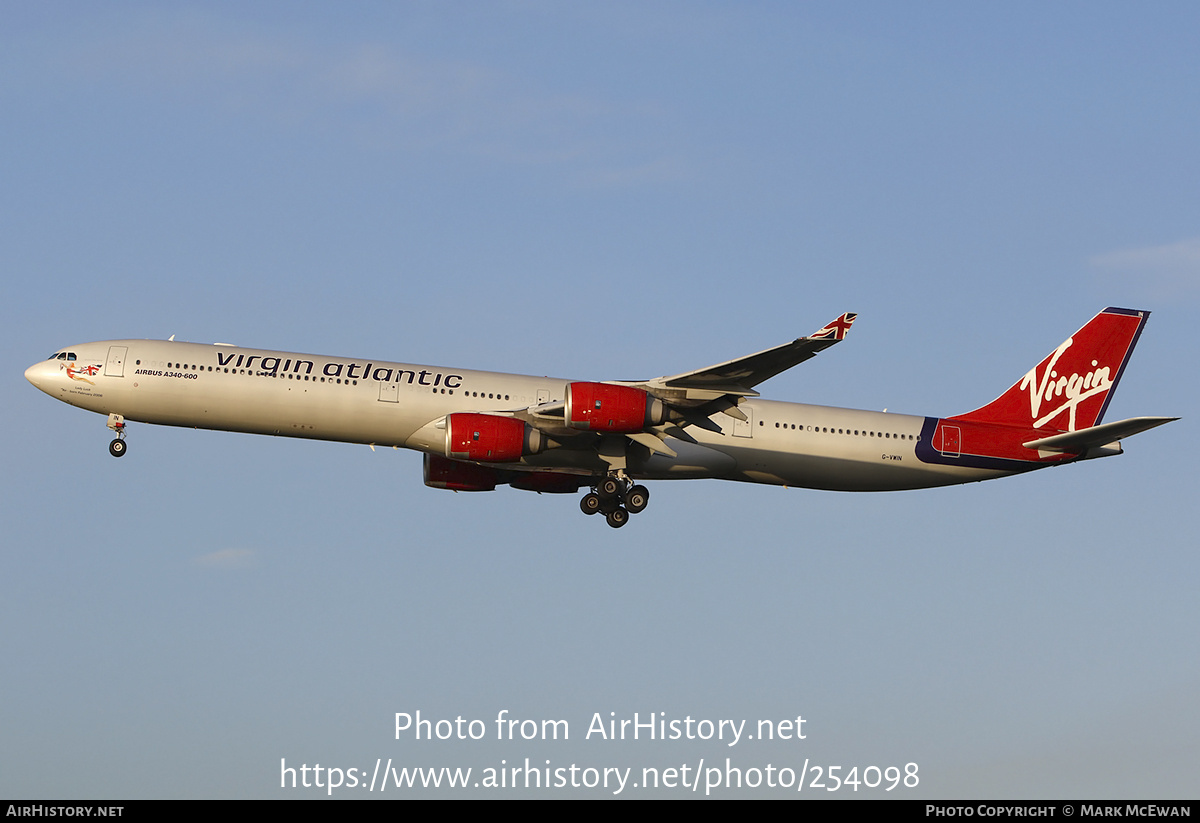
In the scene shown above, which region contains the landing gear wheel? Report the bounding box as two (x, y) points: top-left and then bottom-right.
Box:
(598, 495), (621, 514)
(624, 485), (649, 514)
(605, 508), (629, 528)
(580, 492), (602, 516)
(109, 438), (127, 458)
(598, 476), (622, 498)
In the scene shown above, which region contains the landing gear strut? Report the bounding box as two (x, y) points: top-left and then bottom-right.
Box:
(580, 474), (650, 528)
(107, 413), (127, 458)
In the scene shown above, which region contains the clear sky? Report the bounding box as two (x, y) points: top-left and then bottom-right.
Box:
(3, 1), (1197, 798)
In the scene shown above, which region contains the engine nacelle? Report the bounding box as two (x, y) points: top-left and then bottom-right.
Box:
(445, 413), (546, 462)
(423, 454), (501, 491)
(565, 382), (667, 433)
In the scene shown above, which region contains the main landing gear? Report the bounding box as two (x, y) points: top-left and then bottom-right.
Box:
(106, 413), (127, 458)
(579, 475), (650, 529)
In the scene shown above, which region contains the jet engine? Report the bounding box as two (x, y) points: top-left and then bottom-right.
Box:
(564, 382), (667, 433)
(445, 413), (546, 462)
(423, 453), (502, 491)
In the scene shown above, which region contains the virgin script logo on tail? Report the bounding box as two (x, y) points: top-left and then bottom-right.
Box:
(1021, 337), (1112, 431)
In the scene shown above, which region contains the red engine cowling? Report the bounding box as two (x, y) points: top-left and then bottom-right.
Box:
(445, 413), (545, 462)
(423, 454), (502, 491)
(565, 382), (666, 433)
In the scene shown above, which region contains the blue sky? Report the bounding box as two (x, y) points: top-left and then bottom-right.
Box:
(3, 2), (1197, 798)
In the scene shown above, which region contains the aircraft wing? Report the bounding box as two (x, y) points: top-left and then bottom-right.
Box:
(636, 312), (857, 399)
(485, 313), (859, 462)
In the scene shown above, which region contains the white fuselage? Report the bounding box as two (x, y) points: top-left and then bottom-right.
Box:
(25, 339), (1010, 492)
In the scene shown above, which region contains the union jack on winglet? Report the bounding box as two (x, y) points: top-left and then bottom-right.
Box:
(810, 312), (858, 341)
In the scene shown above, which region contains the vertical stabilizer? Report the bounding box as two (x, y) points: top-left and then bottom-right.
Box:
(949, 307), (1149, 433)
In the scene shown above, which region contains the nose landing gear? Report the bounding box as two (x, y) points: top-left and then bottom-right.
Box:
(580, 475), (650, 528)
(107, 413), (127, 458)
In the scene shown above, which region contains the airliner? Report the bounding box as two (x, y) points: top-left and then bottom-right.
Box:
(25, 308), (1175, 528)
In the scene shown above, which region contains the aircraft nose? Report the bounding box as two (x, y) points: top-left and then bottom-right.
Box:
(25, 361), (55, 393)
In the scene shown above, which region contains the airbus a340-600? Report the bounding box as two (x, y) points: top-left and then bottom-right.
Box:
(25, 308), (1175, 528)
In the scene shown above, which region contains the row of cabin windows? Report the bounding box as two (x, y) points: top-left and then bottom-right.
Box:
(131, 359), (511, 400)
(760, 419), (916, 441)
(136, 359), (361, 385)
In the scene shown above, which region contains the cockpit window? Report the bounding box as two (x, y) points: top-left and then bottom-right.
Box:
(68, 352), (77, 360)
(48, 352), (62, 360)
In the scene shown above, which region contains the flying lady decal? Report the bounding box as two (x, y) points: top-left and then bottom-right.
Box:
(64, 361), (101, 385)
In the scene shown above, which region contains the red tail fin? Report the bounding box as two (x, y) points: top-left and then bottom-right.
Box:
(949, 307), (1149, 433)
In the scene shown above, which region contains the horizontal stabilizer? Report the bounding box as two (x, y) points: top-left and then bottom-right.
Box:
(1023, 416), (1178, 453)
